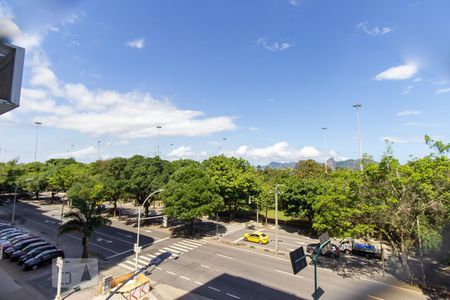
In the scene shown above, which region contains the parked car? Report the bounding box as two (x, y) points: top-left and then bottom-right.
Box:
(0, 228), (18, 236)
(3, 237), (42, 258)
(18, 245), (56, 265)
(0, 223), (11, 230)
(23, 249), (65, 271)
(306, 243), (340, 259)
(1, 231), (25, 241)
(243, 231), (269, 244)
(10, 241), (50, 262)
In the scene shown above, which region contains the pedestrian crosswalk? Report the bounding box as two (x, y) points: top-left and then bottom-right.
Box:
(119, 239), (206, 272)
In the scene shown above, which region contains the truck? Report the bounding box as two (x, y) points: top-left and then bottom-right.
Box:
(339, 238), (382, 259)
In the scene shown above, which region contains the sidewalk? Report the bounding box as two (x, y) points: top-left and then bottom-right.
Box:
(0, 266), (47, 300)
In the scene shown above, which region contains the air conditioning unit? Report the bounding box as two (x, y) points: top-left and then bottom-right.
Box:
(0, 42), (25, 115)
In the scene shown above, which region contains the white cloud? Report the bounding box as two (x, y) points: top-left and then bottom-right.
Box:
(435, 87), (450, 94)
(167, 146), (194, 158)
(249, 127), (259, 131)
(256, 37), (292, 52)
(166, 146), (208, 160)
(288, 0), (301, 6)
(357, 21), (392, 36)
(125, 38), (145, 49)
(382, 136), (422, 144)
(374, 63), (418, 81)
(402, 122), (445, 128)
(229, 141), (321, 163)
(49, 146), (97, 160)
(396, 110), (422, 117)
(402, 85), (413, 95)
(3, 12), (236, 139)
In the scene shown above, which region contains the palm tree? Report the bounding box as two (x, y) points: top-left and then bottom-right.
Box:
(58, 176), (111, 258)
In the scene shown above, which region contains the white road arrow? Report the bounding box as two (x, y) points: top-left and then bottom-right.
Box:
(116, 232), (132, 238)
(96, 238), (113, 244)
(45, 220), (56, 224)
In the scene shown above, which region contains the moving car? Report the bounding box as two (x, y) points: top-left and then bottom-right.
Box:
(10, 241), (50, 262)
(306, 243), (340, 259)
(23, 249), (65, 271)
(243, 231), (269, 244)
(18, 244), (56, 265)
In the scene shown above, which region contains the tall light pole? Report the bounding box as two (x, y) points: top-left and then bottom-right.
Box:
(274, 184), (283, 254)
(34, 121), (42, 162)
(97, 140), (101, 160)
(321, 127), (328, 174)
(156, 126), (162, 157)
(135, 188), (164, 271)
(353, 104), (363, 171)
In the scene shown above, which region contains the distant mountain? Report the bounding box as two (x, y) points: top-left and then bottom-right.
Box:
(265, 161), (297, 169)
(263, 158), (365, 170)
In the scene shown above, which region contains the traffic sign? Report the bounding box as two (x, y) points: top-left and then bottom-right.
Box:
(289, 246), (307, 275)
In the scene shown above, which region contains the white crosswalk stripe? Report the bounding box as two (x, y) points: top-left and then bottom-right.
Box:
(164, 247), (182, 254)
(118, 239), (207, 272)
(176, 242), (195, 249)
(182, 240), (204, 246)
(170, 245), (190, 252)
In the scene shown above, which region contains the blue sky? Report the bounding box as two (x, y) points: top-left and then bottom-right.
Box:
(1, 0), (449, 164)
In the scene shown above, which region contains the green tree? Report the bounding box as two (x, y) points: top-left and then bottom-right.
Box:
(295, 159), (325, 178)
(163, 166), (222, 235)
(59, 176), (111, 258)
(203, 155), (259, 221)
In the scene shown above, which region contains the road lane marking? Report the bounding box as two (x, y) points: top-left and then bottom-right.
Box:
(141, 254), (155, 259)
(296, 241), (305, 244)
(172, 243), (192, 250)
(233, 237), (244, 243)
(104, 240), (157, 260)
(166, 271), (176, 275)
(226, 293), (240, 299)
(208, 286), (221, 292)
(95, 231), (134, 244)
(274, 269), (303, 278)
(203, 240), (290, 262)
(194, 281), (203, 285)
(180, 276), (191, 281)
(288, 248), (295, 251)
(154, 237), (170, 243)
(368, 295), (384, 300)
(201, 264), (210, 269)
(116, 232), (133, 238)
(67, 234), (118, 254)
(217, 254), (233, 260)
(156, 267), (162, 270)
(119, 263), (135, 271)
(144, 230), (152, 233)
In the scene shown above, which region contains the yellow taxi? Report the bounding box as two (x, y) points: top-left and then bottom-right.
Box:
(243, 231), (269, 244)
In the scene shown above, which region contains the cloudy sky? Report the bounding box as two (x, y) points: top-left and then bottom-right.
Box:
(0, 0), (449, 164)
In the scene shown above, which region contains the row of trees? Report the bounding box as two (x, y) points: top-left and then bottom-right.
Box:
(0, 136), (448, 284)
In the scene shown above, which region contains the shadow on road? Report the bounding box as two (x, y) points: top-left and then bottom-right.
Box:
(177, 273), (305, 300)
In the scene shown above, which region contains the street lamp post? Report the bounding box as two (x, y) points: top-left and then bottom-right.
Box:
(353, 104), (363, 171)
(248, 196), (259, 225)
(156, 126), (162, 157)
(321, 127), (328, 174)
(135, 189), (164, 271)
(34, 121), (42, 162)
(274, 184), (283, 254)
(97, 140), (101, 160)
(11, 185), (18, 224)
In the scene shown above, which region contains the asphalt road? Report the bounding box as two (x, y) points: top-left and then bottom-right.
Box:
(0, 200), (427, 300)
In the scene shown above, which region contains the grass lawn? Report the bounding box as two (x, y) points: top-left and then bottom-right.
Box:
(261, 209), (295, 221)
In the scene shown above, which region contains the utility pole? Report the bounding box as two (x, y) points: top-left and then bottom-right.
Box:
(55, 257), (63, 300)
(274, 184), (283, 254)
(97, 140), (101, 160)
(156, 126), (162, 157)
(353, 104), (363, 171)
(34, 121), (42, 162)
(321, 127), (328, 174)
